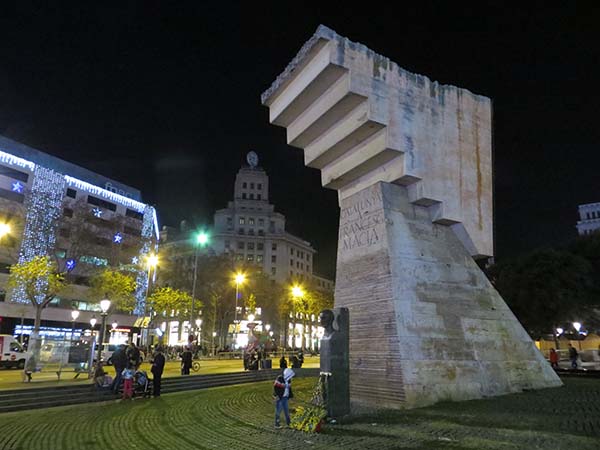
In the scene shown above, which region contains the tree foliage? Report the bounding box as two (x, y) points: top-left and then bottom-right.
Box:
(88, 268), (137, 313)
(8, 255), (66, 308)
(488, 247), (597, 336)
(148, 286), (197, 322)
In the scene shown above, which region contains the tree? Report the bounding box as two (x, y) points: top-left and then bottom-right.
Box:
(88, 268), (137, 313)
(8, 255), (66, 353)
(488, 248), (595, 337)
(148, 287), (198, 342)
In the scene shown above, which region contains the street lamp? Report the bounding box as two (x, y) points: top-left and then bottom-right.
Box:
(96, 299), (111, 363)
(573, 322), (583, 351)
(212, 331), (217, 356)
(291, 285), (304, 350)
(190, 231), (209, 339)
(248, 313), (255, 323)
(0, 223), (10, 239)
(195, 318), (202, 346)
(233, 272), (246, 343)
(556, 327), (564, 335)
(70, 310), (80, 342)
(90, 316), (97, 328)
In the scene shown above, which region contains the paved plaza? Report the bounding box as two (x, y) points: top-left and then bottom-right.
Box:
(0, 377), (598, 449)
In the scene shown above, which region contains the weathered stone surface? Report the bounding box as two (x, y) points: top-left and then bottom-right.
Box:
(262, 25), (492, 258)
(335, 182), (561, 409)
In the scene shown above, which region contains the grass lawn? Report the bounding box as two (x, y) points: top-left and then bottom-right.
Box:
(0, 377), (598, 449)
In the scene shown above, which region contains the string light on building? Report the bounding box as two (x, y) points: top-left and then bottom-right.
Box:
(131, 256), (139, 265)
(113, 232), (123, 244)
(11, 181), (24, 193)
(92, 207), (102, 218)
(65, 259), (76, 272)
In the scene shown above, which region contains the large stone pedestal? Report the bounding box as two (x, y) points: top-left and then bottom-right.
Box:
(336, 182), (561, 410)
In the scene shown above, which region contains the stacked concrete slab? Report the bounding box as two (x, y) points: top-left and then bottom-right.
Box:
(262, 25), (561, 410)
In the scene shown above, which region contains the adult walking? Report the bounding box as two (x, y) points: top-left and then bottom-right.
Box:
(273, 368), (295, 429)
(111, 344), (128, 393)
(568, 343), (579, 369)
(181, 346), (193, 375)
(151, 346), (166, 397)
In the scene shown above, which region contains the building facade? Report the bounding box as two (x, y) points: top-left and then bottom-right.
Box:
(576, 202), (600, 236)
(0, 135), (158, 343)
(211, 152), (317, 284)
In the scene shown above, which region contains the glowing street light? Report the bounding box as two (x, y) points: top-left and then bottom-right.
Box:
(112, 322), (118, 330)
(290, 285), (304, 350)
(573, 322), (582, 333)
(233, 272), (246, 325)
(291, 285), (304, 299)
(0, 223), (10, 239)
(556, 327), (564, 335)
(191, 231), (210, 338)
(90, 316), (97, 328)
(97, 299), (111, 362)
(248, 314), (255, 323)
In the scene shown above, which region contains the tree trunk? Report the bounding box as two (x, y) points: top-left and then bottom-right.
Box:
(29, 304), (44, 359)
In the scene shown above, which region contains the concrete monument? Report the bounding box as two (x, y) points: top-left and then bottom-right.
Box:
(262, 25), (561, 410)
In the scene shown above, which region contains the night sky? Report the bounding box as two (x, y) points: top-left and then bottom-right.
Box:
(1, 4), (599, 278)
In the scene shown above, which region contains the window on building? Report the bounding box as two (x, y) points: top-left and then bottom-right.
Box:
(307, 254), (310, 261)
(247, 255), (254, 262)
(87, 195), (117, 212)
(270, 221), (275, 231)
(247, 242), (255, 250)
(257, 243), (264, 251)
(227, 217), (232, 225)
(271, 255), (277, 263)
(272, 243), (277, 251)
(243, 182), (247, 188)
(272, 267), (276, 275)
(290, 259), (293, 266)
(225, 240), (230, 249)
(290, 270), (293, 276)
(307, 265), (310, 272)
(257, 183), (262, 190)
(236, 254), (244, 261)
(238, 228), (245, 235)
(250, 183), (255, 189)
(248, 218), (255, 225)
(126, 209), (143, 220)
(257, 255), (263, 263)
(290, 248), (294, 255)
(257, 194), (261, 200)
(0, 187), (24, 203)
(248, 229), (254, 235)
(296, 261), (300, 268)
(237, 241), (245, 249)
(63, 208), (73, 218)
(249, 193), (254, 200)
(242, 193), (247, 199)
(66, 188), (77, 199)
(239, 217), (245, 225)
(258, 229), (264, 236)
(258, 218), (264, 226)
(300, 263), (304, 270)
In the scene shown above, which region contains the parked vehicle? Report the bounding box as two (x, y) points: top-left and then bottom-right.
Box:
(0, 335), (30, 369)
(102, 344), (118, 365)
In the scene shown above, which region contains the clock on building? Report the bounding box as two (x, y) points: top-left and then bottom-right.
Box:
(246, 151), (259, 168)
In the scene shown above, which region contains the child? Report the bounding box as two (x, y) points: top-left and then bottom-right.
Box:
(273, 368), (295, 428)
(121, 364), (135, 400)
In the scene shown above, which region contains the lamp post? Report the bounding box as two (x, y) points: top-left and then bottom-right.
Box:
(195, 318), (202, 348)
(144, 254), (159, 345)
(233, 272), (246, 346)
(96, 299), (111, 363)
(291, 285), (304, 350)
(212, 331), (217, 356)
(573, 322), (583, 351)
(190, 232), (209, 339)
(70, 310), (80, 343)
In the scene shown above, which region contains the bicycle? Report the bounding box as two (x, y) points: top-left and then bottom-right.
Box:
(192, 360), (201, 372)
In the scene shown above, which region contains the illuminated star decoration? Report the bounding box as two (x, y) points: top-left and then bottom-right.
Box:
(65, 259), (76, 272)
(12, 181), (24, 193)
(92, 207), (102, 218)
(113, 232), (123, 244)
(131, 256), (139, 264)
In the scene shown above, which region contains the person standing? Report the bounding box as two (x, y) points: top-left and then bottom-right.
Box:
(121, 364), (135, 400)
(127, 342), (141, 369)
(273, 368), (295, 429)
(111, 344), (128, 393)
(568, 343), (578, 369)
(549, 348), (559, 369)
(151, 346), (166, 397)
(181, 346), (192, 375)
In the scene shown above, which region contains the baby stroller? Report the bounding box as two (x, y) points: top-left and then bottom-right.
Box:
(133, 369), (153, 398)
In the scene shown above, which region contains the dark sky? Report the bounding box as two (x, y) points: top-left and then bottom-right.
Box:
(1, 3), (599, 278)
